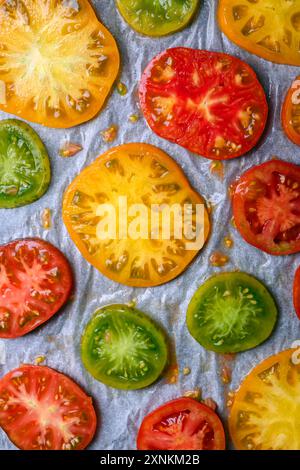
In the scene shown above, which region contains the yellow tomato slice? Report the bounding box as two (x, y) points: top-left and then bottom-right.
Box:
(229, 349), (300, 450)
(62, 143), (210, 287)
(218, 0), (300, 65)
(0, 0), (119, 128)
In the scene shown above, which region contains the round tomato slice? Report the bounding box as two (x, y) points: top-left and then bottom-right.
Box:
(0, 0), (119, 128)
(218, 0), (300, 66)
(0, 119), (50, 208)
(0, 365), (97, 450)
(229, 349), (300, 450)
(116, 0), (199, 37)
(62, 143), (210, 287)
(282, 77), (300, 146)
(233, 159), (300, 255)
(186, 272), (277, 354)
(137, 397), (226, 450)
(81, 304), (168, 390)
(293, 266), (300, 319)
(0, 238), (73, 339)
(139, 48), (268, 160)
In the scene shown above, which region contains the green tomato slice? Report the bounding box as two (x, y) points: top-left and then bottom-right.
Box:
(116, 0), (199, 37)
(186, 272), (277, 354)
(0, 119), (50, 208)
(81, 304), (168, 390)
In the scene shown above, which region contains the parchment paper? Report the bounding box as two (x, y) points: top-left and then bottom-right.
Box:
(0, 0), (300, 450)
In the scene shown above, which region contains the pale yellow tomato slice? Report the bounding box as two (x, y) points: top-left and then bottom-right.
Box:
(230, 349), (300, 450)
(0, 0), (120, 128)
(62, 143), (210, 287)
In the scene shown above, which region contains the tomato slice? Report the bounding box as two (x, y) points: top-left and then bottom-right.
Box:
(63, 143), (210, 287)
(137, 397), (226, 450)
(81, 304), (168, 390)
(0, 0), (119, 128)
(0, 365), (96, 450)
(186, 272), (277, 354)
(0, 119), (50, 208)
(229, 349), (300, 450)
(139, 48), (268, 160)
(218, 0), (300, 66)
(282, 77), (300, 146)
(293, 266), (300, 320)
(233, 159), (300, 255)
(0, 238), (73, 339)
(116, 0), (199, 37)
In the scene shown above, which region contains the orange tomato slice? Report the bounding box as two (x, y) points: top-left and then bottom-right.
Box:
(218, 0), (300, 65)
(229, 349), (300, 450)
(282, 76), (300, 146)
(0, 0), (119, 128)
(62, 143), (210, 287)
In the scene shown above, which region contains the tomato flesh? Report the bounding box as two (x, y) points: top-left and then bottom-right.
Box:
(0, 238), (73, 338)
(229, 349), (300, 450)
(186, 272), (277, 354)
(218, 0), (300, 66)
(63, 143), (210, 287)
(0, 0), (119, 128)
(233, 159), (300, 255)
(81, 304), (168, 390)
(137, 397), (226, 450)
(116, 0), (199, 36)
(282, 77), (300, 146)
(0, 365), (96, 450)
(139, 48), (268, 160)
(0, 119), (50, 208)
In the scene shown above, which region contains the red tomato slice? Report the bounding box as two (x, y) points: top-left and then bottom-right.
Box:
(137, 397), (226, 450)
(0, 365), (96, 450)
(233, 159), (300, 255)
(139, 48), (268, 160)
(0, 238), (73, 338)
(293, 266), (300, 320)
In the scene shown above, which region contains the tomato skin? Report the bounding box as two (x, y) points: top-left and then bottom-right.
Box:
(232, 159), (300, 255)
(137, 397), (226, 450)
(0, 238), (73, 338)
(0, 365), (97, 450)
(139, 48), (268, 160)
(293, 266), (300, 320)
(282, 77), (300, 146)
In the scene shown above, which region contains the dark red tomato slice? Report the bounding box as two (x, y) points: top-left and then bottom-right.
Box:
(0, 365), (97, 450)
(233, 159), (300, 255)
(293, 266), (300, 319)
(139, 48), (268, 160)
(0, 238), (73, 338)
(137, 397), (226, 450)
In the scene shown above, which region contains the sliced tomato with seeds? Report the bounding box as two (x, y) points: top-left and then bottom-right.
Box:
(282, 77), (300, 146)
(293, 266), (300, 319)
(63, 143), (210, 287)
(137, 397), (226, 450)
(0, 238), (73, 338)
(139, 48), (268, 160)
(0, 0), (119, 128)
(233, 159), (300, 255)
(0, 365), (96, 450)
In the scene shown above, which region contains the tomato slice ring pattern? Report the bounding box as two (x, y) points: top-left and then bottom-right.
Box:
(282, 77), (300, 146)
(0, 238), (73, 338)
(139, 48), (268, 160)
(0, 365), (97, 450)
(116, 0), (199, 37)
(0, 0), (120, 128)
(229, 349), (300, 450)
(63, 143), (210, 287)
(232, 159), (300, 255)
(137, 397), (226, 450)
(218, 0), (300, 66)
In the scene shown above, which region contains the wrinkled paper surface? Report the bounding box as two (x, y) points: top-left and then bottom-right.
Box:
(1, 0), (300, 450)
